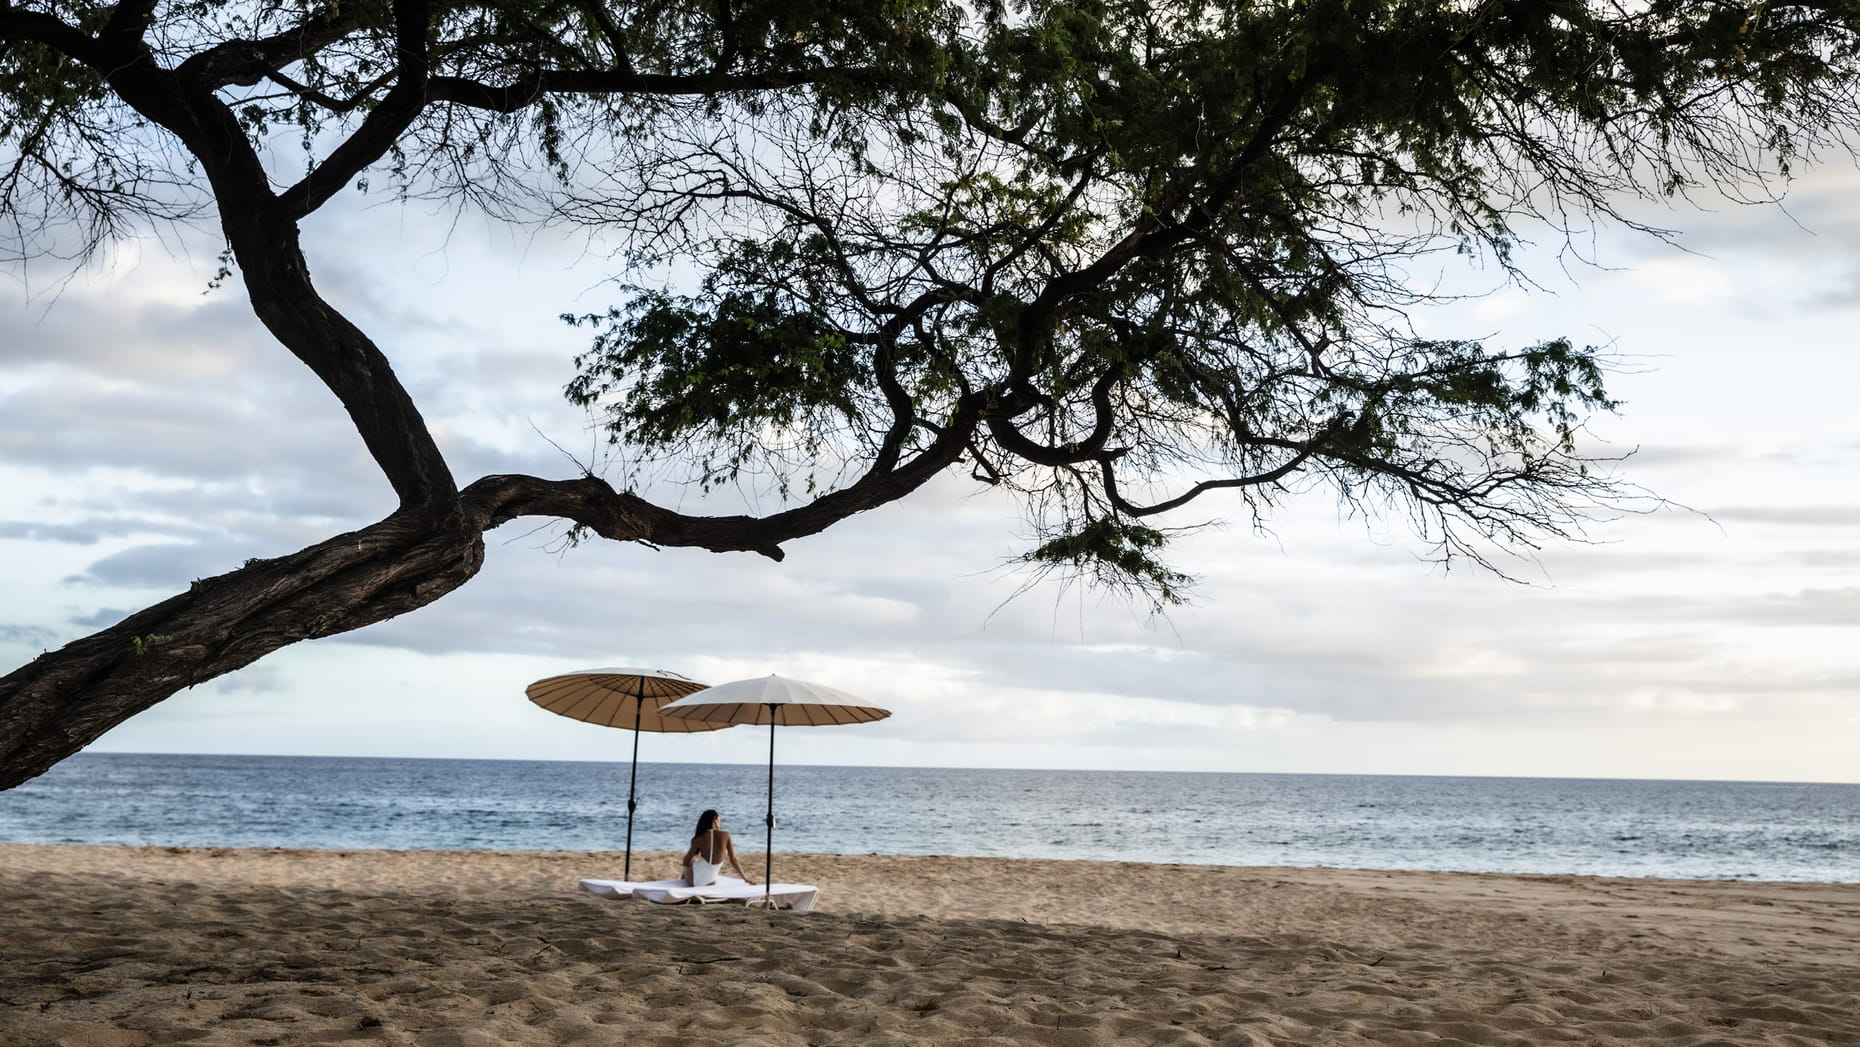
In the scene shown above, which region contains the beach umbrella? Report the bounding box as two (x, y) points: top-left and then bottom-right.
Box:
(526, 667), (730, 880)
(659, 674), (890, 904)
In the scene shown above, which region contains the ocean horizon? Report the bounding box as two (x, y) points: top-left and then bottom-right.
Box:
(2, 752), (1854, 884)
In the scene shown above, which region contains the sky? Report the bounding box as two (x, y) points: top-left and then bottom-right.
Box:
(2, 154), (1858, 785)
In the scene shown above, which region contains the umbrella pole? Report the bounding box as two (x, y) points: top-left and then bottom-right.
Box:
(624, 701), (642, 882)
(765, 706), (776, 906)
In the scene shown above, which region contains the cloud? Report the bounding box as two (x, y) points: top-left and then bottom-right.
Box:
(0, 273), (264, 380)
(0, 623), (59, 647)
(1606, 174), (1860, 312)
(0, 519), (120, 544)
(1710, 506), (1860, 526)
(1794, 549), (1860, 569)
(1704, 586), (1860, 628)
(6, 162), (1860, 783)
(62, 541), (268, 590)
(70, 608), (134, 629)
(212, 664), (290, 695)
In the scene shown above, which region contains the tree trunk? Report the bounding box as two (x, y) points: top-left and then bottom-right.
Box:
(0, 2), (979, 792)
(0, 460), (977, 790)
(0, 511), (484, 790)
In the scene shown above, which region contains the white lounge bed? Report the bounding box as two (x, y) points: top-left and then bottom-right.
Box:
(578, 875), (819, 912)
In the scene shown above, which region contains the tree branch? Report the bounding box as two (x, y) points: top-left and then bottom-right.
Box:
(1099, 431), (1332, 518)
(0, 509), (485, 791)
(277, 0), (433, 219)
(91, 42), (459, 512)
(425, 63), (889, 112)
(0, 6), (106, 61)
(173, 0), (390, 89)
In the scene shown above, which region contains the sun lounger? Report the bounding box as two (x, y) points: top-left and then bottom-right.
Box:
(578, 876), (819, 912)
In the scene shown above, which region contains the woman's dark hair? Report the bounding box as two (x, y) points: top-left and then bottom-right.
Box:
(694, 809), (719, 835)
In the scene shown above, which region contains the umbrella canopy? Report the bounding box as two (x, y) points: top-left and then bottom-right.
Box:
(525, 667), (728, 879)
(660, 674), (890, 905)
(655, 674), (890, 727)
(527, 667), (724, 733)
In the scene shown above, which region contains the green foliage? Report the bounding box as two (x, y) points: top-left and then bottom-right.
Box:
(567, 286), (860, 436)
(551, 0), (1860, 586)
(128, 634), (172, 657)
(10, 0), (1860, 595)
(1020, 517), (1194, 612)
(564, 240), (871, 491)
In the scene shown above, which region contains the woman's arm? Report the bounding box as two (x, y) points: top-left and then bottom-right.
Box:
(724, 834), (754, 884)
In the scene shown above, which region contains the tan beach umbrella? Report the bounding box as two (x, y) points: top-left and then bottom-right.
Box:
(659, 674), (891, 905)
(526, 667), (728, 880)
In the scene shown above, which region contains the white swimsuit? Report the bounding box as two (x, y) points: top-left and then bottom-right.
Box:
(689, 829), (723, 886)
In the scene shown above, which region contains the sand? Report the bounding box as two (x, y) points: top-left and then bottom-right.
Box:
(1, 845), (1855, 1046)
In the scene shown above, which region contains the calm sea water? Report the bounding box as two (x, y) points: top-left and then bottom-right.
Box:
(0, 753), (1853, 883)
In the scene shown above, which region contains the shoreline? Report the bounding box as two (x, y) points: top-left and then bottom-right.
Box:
(4, 844), (1856, 1044)
(6, 839), (1851, 887)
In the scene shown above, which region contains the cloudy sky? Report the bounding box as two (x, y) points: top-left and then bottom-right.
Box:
(3, 154), (1858, 785)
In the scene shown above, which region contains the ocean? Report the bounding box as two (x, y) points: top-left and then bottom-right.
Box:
(0, 753), (1854, 883)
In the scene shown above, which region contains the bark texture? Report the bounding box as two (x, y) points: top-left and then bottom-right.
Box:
(0, 514), (484, 788)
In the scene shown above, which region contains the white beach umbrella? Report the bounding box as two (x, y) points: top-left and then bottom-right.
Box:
(659, 675), (891, 903)
(526, 667), (729, 880)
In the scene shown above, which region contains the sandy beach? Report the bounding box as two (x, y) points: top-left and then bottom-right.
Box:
(1, 844), (1855, 1046)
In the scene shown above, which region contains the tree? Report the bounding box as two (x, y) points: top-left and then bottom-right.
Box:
(3, 0), (1857, 790)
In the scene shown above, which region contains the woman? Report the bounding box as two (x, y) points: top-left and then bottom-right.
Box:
(681, 809), (754, 887)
